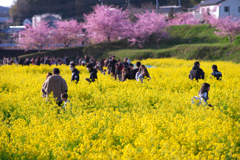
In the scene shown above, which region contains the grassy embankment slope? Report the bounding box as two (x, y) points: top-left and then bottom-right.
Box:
(19, 24), (240, 62)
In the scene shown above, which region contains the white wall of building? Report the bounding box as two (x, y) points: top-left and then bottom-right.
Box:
(200, 0), (240, 19)
(200, 5), (220, 19)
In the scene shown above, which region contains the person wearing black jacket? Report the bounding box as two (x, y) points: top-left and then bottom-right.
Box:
(36, 57), (41, 66)
(18, 58), (24, 66)
(108, 55), (118, 80)
(65, 57), (70, 65)
(45, 57), (51, 66)
(189, 61), (205, 81)
(24, 58), (30, 66)
(211, 65), (222, 80)
(85, 55), (89, 64)
(70, 63), (80, 83)
(85, 64), (98, 82)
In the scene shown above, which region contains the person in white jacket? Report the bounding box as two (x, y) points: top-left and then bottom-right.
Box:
(136, 65), (151, 82)
(198, 83), (210, 103)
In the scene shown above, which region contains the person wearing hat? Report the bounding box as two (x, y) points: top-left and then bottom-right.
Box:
(85, 64), (98, 82)
(210, 65), (222, 80)
(70, 63), (80, 83)
(42, 68), (68, 106)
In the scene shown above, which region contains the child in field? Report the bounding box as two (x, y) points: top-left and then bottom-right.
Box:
(198, 83), (213, 107)
(191, 83), (212, 107)
(61, 93), (71, 110)
(198, 83), (210, 103)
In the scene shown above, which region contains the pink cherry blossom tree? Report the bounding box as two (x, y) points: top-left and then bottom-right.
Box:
(84, 5), (131, 43)
(53, 20), (85, 47)
(201, 6), (218, 25)
(16, 21), (52, 52)
(168, 12), (199, 25)
(212, 16), (240, 43)
(129, 11), (168, 47)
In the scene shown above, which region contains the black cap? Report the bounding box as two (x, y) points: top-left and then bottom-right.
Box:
(130, 63), (134, 66)
(70, 63), (75, 67)
(194, 61), (199, 66)
(53, 68), (60, 74)
(212, 65), (217, 70)
(87, 64), (93, 68)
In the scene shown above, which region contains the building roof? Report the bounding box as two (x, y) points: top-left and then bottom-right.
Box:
(159, 6), (187, 12)
(200, 0), (226, 6)
(0, 27), (25, 34)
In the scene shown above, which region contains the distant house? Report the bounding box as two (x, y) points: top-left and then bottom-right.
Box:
(0, 26), (25, 43)
(158, 6), (187, 17)
(199, 0), (240, 18)
(0, 17), (10, 30)
(23, 19), (32, 26)
(32, 13), (62, 28)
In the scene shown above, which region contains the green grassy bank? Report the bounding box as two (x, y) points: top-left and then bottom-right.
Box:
(19, 24), (240, 62)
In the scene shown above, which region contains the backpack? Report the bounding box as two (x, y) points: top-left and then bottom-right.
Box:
(191, 96), (207, 106)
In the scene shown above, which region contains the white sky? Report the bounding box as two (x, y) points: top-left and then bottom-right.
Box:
(0, 0), (15, 7)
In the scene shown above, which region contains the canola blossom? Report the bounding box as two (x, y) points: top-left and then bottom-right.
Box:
(0, 58), (240, 159)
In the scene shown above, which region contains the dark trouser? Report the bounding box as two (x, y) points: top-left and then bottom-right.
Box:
(56, 101), (63, 114)
(57, 101), (63, 107)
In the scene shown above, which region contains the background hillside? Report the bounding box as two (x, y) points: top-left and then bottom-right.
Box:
(18, 25), (240, 63)
(10, 0), (201, 23)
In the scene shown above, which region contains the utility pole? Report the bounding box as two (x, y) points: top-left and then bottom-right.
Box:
(156, 0), (159, 13)
(100, 0), (103, 6)
(128, 0), (130, 10)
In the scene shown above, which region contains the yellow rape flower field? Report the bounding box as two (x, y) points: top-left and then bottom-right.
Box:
(0, 58), (240, 160)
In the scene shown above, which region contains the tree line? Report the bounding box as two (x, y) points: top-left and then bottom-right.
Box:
(16, 5), (239, 52)
(10, 0), (202, 24)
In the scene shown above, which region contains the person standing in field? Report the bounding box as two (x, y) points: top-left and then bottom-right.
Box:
(189, 61), (205, 81)
(137, 65), (151, 82)
(210, 65), (222, 80)
(116, 59), (123, 80)
(108, 55), (118, 80)
(122, 57), (130, 69)
(132, 62), (141, 80)
(42, 68), (68, 106)
(70, 63), (80, 84)
(85, 64), (98, 82)
(85, 55), (89, 64)
(122, 68), (130, 82)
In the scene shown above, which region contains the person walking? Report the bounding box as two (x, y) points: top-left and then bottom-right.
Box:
(70, 63), (80, 83)
(211, 65), (222, 80)
(42, 68), (68, 106)
(189, 61), (205, 81)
